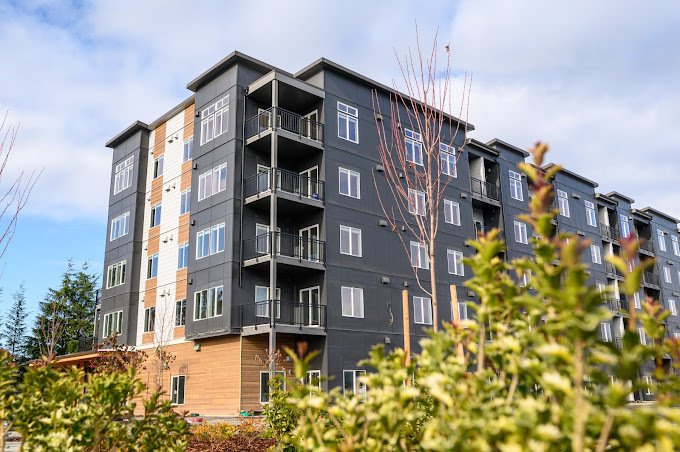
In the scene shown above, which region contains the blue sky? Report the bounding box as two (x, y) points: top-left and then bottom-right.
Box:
(1, 0), (679, 321)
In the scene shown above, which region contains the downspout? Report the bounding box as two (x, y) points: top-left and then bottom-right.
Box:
(239, 87), (247, 287)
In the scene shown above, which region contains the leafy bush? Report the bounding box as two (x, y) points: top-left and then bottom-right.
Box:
(283, 143), (680, 451)
(186, 418), (275, 452)
(191, 421), (236, 442)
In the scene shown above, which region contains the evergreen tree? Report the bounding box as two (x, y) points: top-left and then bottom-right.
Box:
(1, 283), (28, 361)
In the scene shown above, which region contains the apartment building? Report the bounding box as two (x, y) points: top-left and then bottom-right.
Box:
(97, 51), (680, 414)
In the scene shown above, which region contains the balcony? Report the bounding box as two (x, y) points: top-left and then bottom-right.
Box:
(470, 177), (501, 203)
(75, 336), (96, 352)
(244, 168), (324, 210)
(613, 336), (623, 349)
(599, 224), (620, 241)
(245, 107), (323, 154)
(242, 232), (326, 270)
(608, 298), (629, 317)
(474, 223), (505, 242)
(605, 262), (624, 279)
(639, 239), (655, 256)
(642, 271), (660, 288)
(234, 300), (327, 335)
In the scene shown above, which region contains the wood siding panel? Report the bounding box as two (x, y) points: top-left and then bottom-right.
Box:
(178, 221), (190, 244)
(142, 332), (154, 345)
(151, 176), (164, 194)
(148, 235), (160, 256)
(183, 104), (195, 139)
(240, 335), (296, 411)
(180, 167), (192, 190)
(144, 287), (156, 307)
(173, 326), (185, 339)
(154, 122), (166, 156)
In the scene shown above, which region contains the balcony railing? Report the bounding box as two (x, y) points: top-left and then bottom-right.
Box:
(639, 239), (655, 254)
(614, 336), (623, 349)
(245, 107), (323, 142)
(470, 177), (501, 201)
(244, 168), (325, 201)
(234, 300), (327, 330)
(243, 232), (326, 263)
(605, 262), (623, 278)
(599, 224), (620, 239)
(474, 223), (504, 241)
(75, 336), (96, 353)
(643, 271), (660, 287)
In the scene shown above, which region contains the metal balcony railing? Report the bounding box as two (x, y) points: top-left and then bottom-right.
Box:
(605, 262), (623, 278)
(243, 232), (326, 263)
(76, 336), (96, 352)
(244, 168), (325, 201)
(639, 239), (655, 254)
(245, 107), (324, 142)
(643, 271), (660, 287)
(234, 300), (327, 329)
(474, 223), (504, 241)
(599, 224), (620, 239)
(614, 336), (623, 349)
(470, 177), (501, 201)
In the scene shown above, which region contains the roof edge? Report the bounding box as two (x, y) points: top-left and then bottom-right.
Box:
(148, 95), (196, 130)
(485, 138), (530, 157)
(631, 209), (653, 221)
(595, 193), (618, 206)
(640, 207), (680, 225)
(465, 138), (500, 157)
(186, 51), (283, 92)
(105, 121), (150, 149)
(543, 163), (599, 188)
(606, 191), (635, 205)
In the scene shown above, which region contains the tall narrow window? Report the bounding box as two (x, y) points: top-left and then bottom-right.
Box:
(410, 242), (429, 269)
(668, 299), (677, 316)
(619, 214), (630, 237)
(444, 199), (461, 225)
(343, 370), (366, 396)
(556, 189), (570, 217)
(178, 242), (189, 269)
(590, 244), (602, 264)
(171, 375), (186, 405)
(340, 225), (362, 257)
(153, 154), (164, 179)
(200, 95), (229, 145)
(413, 296), (433, 325)
(260, 371), (286, 403)
(633, 292), (641, 309)
(339, 167), (360, 198)
(183, 136), (193, 162)
(147, 253), (158, 279)
(408, 189), (426, 216)
(600, 322), (612, 342)
(341, 287), (364, 318)
(110, 212), (130, 241)
(638, 327), (647, 345)
(150, 203), (161, 228)
(144, 306), (156, 333)
(514, 221), (528, 244)
(585, 201), (597, 227)
(447, 249), (464, 276)
(180, 189), (191, 215)
(644, 376), (654, 395)
(337, 102), (358, 143)
(113, 156), (134, 195)
(664, 266), (672, 283)
(658, 229), (667, 252)
(509, 170), (523, 201)
(175, 299), (186, 326)
(672, 236), (680, 256)
(440, 143), (457, 177)
(405, 129), (423, 165)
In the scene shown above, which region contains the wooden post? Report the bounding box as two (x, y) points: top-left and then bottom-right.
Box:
(450, 285), (464, 359)
(402, 289), (410, 365)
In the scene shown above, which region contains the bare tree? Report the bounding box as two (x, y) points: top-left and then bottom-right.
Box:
(373, 27), (471, 332)
(151, 299), (177, 394)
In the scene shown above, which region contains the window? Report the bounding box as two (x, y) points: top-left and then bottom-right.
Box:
(658, 229), (667, 252)
(509, 170), (523, 201)
(144, 306), (155, 333)
(260, 371), (286, 403)
(175, 299), (186, 326)
(183, 137), (193, 163)
(405, 129), (423, 165)
(103, 311), (123, 337)
(340, 225), (362, 257)
(180, 189), (191, 215)
(171, 375), (186, 405)
(664, 266), (672, 284)
(600, 322), (612, 342)
(410, 241), (429, 269)
(110, 212), (130, 241)
(595, 282), (606, 295)
(669, 299), (677, 316)
(444, 199), (461, 225)
(200, 95), (229, 145)
(196, 223), (225, 259)
(306, 370), (321, 389)
(440, 143), (457, 177)
(447, 249), (464, 276)
(454, 302), (468, 323)
(339, 167), (360, 198)
(153, 154), (164, 179)
(644, 376), (654, 395)
(113, 156), (134, 195)
(590, 245), (602, 265)
(514, 221), (528, 244)
(408, 189), (426, 216)
(194, 285), (223, 320)
(584, 201), (597, 227)
(672, 236), (680, 256)
(638, 327), (647, 345)
(150, 203), (161, 228)
(341, 287), (364, 318)
(413, 296), (433, 325)
(520, 271), (531, 288)
(337, 102), (358, 143)
(106, 261), (126, 288)
(633, 292), (641, 309)
(198, 163), (227, 201)
(178, 242), (189, 269)
(556, 189), (570, 217)
(147, 253), (158, 279)
(343, 370), (366, 396)
(619, 214), (630, 237)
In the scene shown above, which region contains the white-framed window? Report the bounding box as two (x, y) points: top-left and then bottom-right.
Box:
(340, 225), (362, 257)
(178, 242), (189, 269)
(619, 214), (630, 237)
(106, 261), (126, 288)
(514, 221), (528, 244)
(444, 199), (461, 225)
(260, 371), (286, 403)
(175, 299), (186, 326)
(447, 249), (464, 276)
(556, 189), (570, 217)
(600, 322), (612, 342)
(677, 271), (680, 286)
(306, 370), (321, 389)
(440, 143), (457, 177)
(198, 163), (227, 201)
(255, 286), (281, 319)
(337, 102), (358, 143)
(643, 376), (654, 395)
(183, 136), (193, 163)
(672, 236), (680, 256)
(150, 203), (161, 228)
(143, 306), (155, 333)
(669, 299), (677, 316)
(200, 95), (229, 145)
(110, 212), (130, 241)
(658, 229), (667, 252)
(194, 285), (223, 320)
(633, 291), (641, 309)
(590, 245), (602, 265)
(410, 241), (429, 269)
(595, 282), (606, 295)
(664, 266), (672, 284)
(408, 189), (426, 216)
(413, 296), (433, 325)
(196, 223), (225, 259)
(584, 201), (597, 227)
(153, 154), (164, 179)
(343, 370), (366, 396)
(341, 286), (364, 318)
(171, 375), (186, 405)
(509, 170), (523, 201)
(147, 253), (158, 279)
(103, 310), (123, 337)
(519, 271), (531, 287)
(454, 301), (468, 323)
(405, 129), (423, 166)
(339, 167), (360, 198)
(638, 327), (647, 345)
(180, 189), (191, 215)
(114, 156), (134, 195)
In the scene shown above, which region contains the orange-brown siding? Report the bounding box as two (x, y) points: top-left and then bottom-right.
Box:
(240, 335), (296, 411)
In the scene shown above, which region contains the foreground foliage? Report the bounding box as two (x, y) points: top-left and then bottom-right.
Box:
(187, 419), (275, 452)
(277, 144), (680, 451)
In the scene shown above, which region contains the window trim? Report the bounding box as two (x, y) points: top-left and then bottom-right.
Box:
(410, 241), (429, 270)
(143, 306), (156, 333)
(408, 188), (426, 216)
(110, 211), (130, 241)
(103, 310), (123, 337)
(669, 299), (677, 316)
(443, 199), (461, 226)
(153, 154), (164, 179)
(183, 136), (193, 163)
(193, 285), (224, 321)
(147, 253), (158, 279)
(338, 167), (360, 199)
(664, 266), (672, 284)
(590, 244), (602, 265)
(178, 242), (189, 269)
(337, 101), (359, 143)
(150, 203), (162, 228)
(260, 371), (286, 404)
(514, 221), (528, 244)
(672, 235), (680, 256)
(447, 249), (464, 276)
(509, 170), (523, 201)
(342, 369), (366, 396)
(200, 95), (229, 145)
(171, 375), (186, 405)
(413, 296), (433, 325)
(175, 299), (187, 327)
(339, 225), (362, 257)
(585, 201), (597, 227)
(341, 286), (364, 318)
(113, 156), (134, 195)
(405, 128), (423, 166)
(601, 322), (612, 342)
(440, 144), (457, 177)
(106, 261), (127, 289)
(196, 223), (225, 259)
(180, 188), (191, 215)
(658, 229), (667, 252)
(556, 189), (570, 217)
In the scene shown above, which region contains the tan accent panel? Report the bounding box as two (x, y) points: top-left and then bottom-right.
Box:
(180, 167), (192, 190)
(173, 326), (185, 339)
(240, 335), (296, 411)
(148, 235), (160, 256)
(151, 175), (164, 192)
(144, 286), (156, 305)
(154, 122), (167, 155)
(148, 225), (160, 241)
(178, 221), (190, 244)
(175, 271), (187, 297)
(183, 104), (195, 139)
(142, 332), (155, 345)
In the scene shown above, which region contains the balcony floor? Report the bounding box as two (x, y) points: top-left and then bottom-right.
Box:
(240, 324), (327, 337)
(244, 190), (324, 211)
(243, 254), (326, 272)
